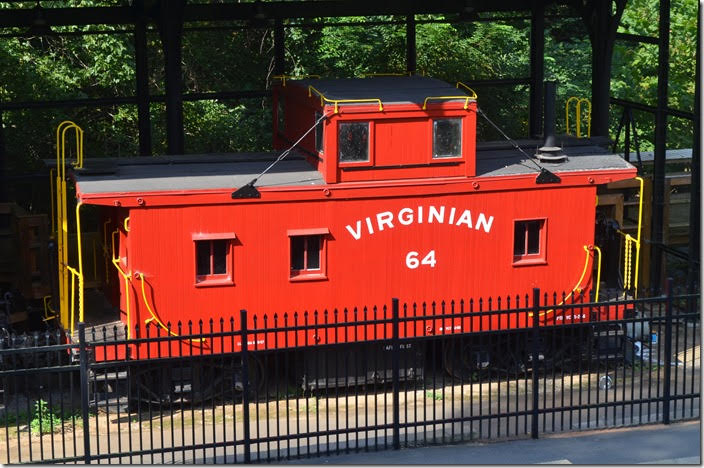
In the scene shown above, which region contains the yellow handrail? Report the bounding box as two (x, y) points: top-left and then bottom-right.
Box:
(530, 245), (595, 318)
(308, 85), (383, 113)
(633, 177), (644, 292)
(273, 74), (320, 86)
(565, 97), (591, 138)
(111, 228), (132, 339)
(593, 245), (602, 301)
(617, 176), (644, 297)
(66, 265), (80, 334)
(75, 202), (84, 325)
(138, 273), (205, 342)
(455, 82), (479, 99)
(422, 95), (472, 110)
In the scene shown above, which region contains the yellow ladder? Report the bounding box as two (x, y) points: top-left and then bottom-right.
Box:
(54, 121), (85, 334)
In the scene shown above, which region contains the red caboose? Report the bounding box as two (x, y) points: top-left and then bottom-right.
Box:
(55, 76), (638, 370)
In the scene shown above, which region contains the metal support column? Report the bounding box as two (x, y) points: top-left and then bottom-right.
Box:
(687, 2), (701, 294)
(158, 0), (185, 155)
(580, 0), (626, 137)
(135, 5), (152, 156)
(406, 14), (416, 75)
(531, 287), (541, 439)
(649, 0), (671, 292)
(529, 0), (545, 138)
(274, 18), (285, 76)
(0, 110), (5, 202)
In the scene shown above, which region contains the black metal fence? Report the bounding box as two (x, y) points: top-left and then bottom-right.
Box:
(1, 281), (700, 464)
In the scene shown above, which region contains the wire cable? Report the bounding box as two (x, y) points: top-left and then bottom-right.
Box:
(477, 107), (545, 173)
(244, 111), (331, 187)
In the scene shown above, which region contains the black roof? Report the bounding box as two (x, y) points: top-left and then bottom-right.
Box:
(71, 140), (634, 195)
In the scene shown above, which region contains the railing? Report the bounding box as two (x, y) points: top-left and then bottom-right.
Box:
(308, 85), (384, 114)
(565, 97), (591, 138)
(53, 121), (85, 334)
(110, 228), (132, 339)
(619, 176), (645, 297)
(0, 283), (699, 464)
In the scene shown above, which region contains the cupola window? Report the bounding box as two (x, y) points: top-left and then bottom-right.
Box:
(432, 118), (462, 159)
(338, 121), (370, 162)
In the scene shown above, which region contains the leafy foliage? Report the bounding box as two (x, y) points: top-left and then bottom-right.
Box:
(0, 2), (696, 189)
(611, 0), (697, 151)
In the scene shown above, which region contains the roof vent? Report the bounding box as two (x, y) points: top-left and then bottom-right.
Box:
(535, 80), (566, 163)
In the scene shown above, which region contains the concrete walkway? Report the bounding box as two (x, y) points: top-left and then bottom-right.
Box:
(283, 420), (700, 465)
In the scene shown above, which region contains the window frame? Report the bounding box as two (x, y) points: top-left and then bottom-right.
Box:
(512, 218), (547, 266)
(192, 233), (236, 287)
(287, 228), (329, 282)
(431, 117), (463, 160)
(337, 120), (374, 167)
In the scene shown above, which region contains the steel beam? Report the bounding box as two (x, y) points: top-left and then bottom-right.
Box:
(158, 1), (185, 155)
(0, 111), (5, 202)
(0, 0), (541, 28)
(609, 97), (694, 121)
(581, 0), (626, 138)
(529, 0), (545, 138)
(406, 15), (416, 75)
(649, 0), (671, 293)
(0, 91), (270, 111)
(0, 6), (134, 27)
(182, 0), (534, 21)
(615, 32), (659, 45)
(274, 18), (286, 76)
(134, 3), (152, 156)
(687, 2), (701, 294)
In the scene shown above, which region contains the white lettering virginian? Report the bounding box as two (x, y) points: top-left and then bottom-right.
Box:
(344, 205), (495, 240)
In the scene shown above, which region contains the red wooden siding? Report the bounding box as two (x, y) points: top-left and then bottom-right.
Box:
(114, 185), (598, 343)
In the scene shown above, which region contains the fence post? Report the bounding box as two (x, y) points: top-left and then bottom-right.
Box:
(78, 322), (91, 464)
(662, 278), (673, 424)
(391, 298), (400, 450)
(240, 309), (251, 463)
(531, 288), (540, 439)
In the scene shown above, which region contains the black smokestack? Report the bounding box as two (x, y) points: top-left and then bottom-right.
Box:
(536, 80), (566, 162)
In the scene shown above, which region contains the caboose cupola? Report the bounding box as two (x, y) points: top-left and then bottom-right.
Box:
(273, 76), (477, 184)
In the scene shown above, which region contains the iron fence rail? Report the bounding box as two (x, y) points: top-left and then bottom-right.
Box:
(0, 282), (700, 464)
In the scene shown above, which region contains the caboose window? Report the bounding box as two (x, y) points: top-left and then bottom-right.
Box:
(338, 121), (370, 162)
(193, 235), (236, 286)
(513, 219), (546, 265)
(315, 111), (324, 153)
(432, 118), (462, 158)
(291, 235), (320, 271)
(288, 228), (329, 281)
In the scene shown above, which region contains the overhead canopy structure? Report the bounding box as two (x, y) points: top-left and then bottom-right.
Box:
(0, 0), (699, 293)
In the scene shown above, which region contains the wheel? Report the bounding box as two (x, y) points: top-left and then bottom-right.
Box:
(442, 338), (490, 381)
(598, 374), (614, 390)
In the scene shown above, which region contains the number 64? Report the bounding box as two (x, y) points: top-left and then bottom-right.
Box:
(406, 250), (437, 269)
